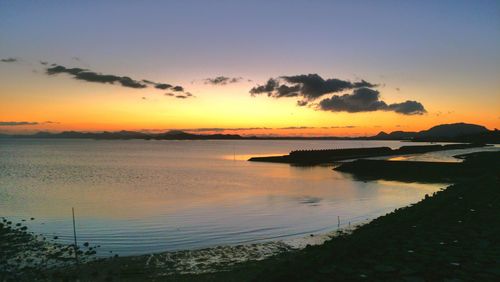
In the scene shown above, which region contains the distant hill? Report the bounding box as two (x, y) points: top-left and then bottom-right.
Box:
(26, 130), (151, 139)
(371, 123), (496, 143)
(1, 122), (497, 143)
(372, 131), (418, 140)
(415, 123), (488, 139)
(4, 130), (244, 140)
(155, 130), (243, 140)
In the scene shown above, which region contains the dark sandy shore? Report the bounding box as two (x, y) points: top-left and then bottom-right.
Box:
(2, 151), (499, 281)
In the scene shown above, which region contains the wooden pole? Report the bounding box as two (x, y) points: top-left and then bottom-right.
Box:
(72, 207), (79, 265)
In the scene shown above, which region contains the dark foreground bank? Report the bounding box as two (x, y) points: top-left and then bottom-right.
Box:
(248, 143), (485, 165)
(4, 152), (499, 281)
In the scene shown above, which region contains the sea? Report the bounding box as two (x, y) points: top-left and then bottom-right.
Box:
(1, 138), (493, 257)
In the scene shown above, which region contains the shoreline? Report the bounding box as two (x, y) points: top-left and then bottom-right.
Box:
(248, 143), (486, 164)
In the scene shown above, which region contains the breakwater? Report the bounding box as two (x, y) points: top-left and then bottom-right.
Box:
(248, 143), (485, 164)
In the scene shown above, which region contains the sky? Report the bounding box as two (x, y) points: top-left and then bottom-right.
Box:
(1, 0), (499, 136)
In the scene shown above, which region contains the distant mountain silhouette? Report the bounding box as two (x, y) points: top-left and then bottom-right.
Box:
(155, 130), (242, 140)
(0, 122), (497, 143)
(372, 131), (418, 140)
(415, 123), (488, 139)
(371, 123), (496, 143)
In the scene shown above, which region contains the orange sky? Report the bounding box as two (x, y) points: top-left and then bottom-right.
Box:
(1, 1), (499, 136)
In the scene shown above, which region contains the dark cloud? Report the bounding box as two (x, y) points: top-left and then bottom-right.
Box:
(387, 100), (426, 115)
(319, 88), (388, 113)
(46, 65), (147, 88)
(142, 79), (155, 84)
(318, 88), (426, 115)
(155, 83), (172, 90)
(204, 76), (243, 85)
(321, 125), (357, 129)
(175, 95), (187, 99)
(276, 84), (301, 97)
(40, 61), (49, 65)
(164, 93), (175, 96)
(297, 100), (308, 106)
(0, 121), (38, 126)
(250, 74), (377, 100)
(143, 80), (174, 90)
(45, 64), (192, 96)
(251, 73), (424, 115)
(0, 121), (59, 126)
(1, 58), (17, 63)
(353, 80), (377, 88)
(280, 126), (314, 130)
(250, 78), (279, 95)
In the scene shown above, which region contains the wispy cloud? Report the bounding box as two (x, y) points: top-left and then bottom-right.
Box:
(1, 57), (18, 63)
(176, 126), (357, 133)
(43, 63), (193, 97)
(46, 65), (147, 89)
(204, 76), (243, 85)
(0, 121), (58, 126)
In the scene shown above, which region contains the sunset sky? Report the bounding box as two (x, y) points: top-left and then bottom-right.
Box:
(1, 0), (499, 136)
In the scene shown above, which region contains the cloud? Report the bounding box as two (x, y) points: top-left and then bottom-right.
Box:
(155, 83), (172, 90)
(176, 126), (356, 133)
(250, 78), (279, 95)
(44, 64), (192, 97)
(142, 79), (172, 90)
(250, 74), (377, 100)
(279, 126), (314, 130)
(251, 73), (425, 115)
(204, 76), (243, 85)
(387, 100), (426, 115)
(318, 88), (426, 115)
(0, 121), (58, 126)
(318, 88), (388, 113)
(1, 57), (17, 63)
(297, 100), (308, 106)
(321, 125), (357, 129)
(0, 121), (39, 126)
(46, 65), (147, 88)
(179, 127), (270, 132)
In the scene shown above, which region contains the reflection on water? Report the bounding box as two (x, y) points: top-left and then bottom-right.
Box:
(0, 139), (446, 256)
(387, 145), (499, 162)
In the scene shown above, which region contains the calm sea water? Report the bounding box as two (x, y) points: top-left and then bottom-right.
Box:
(0, 139), (451, 256)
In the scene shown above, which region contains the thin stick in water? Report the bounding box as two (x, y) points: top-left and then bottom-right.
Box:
(72, 207), (79, 265)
